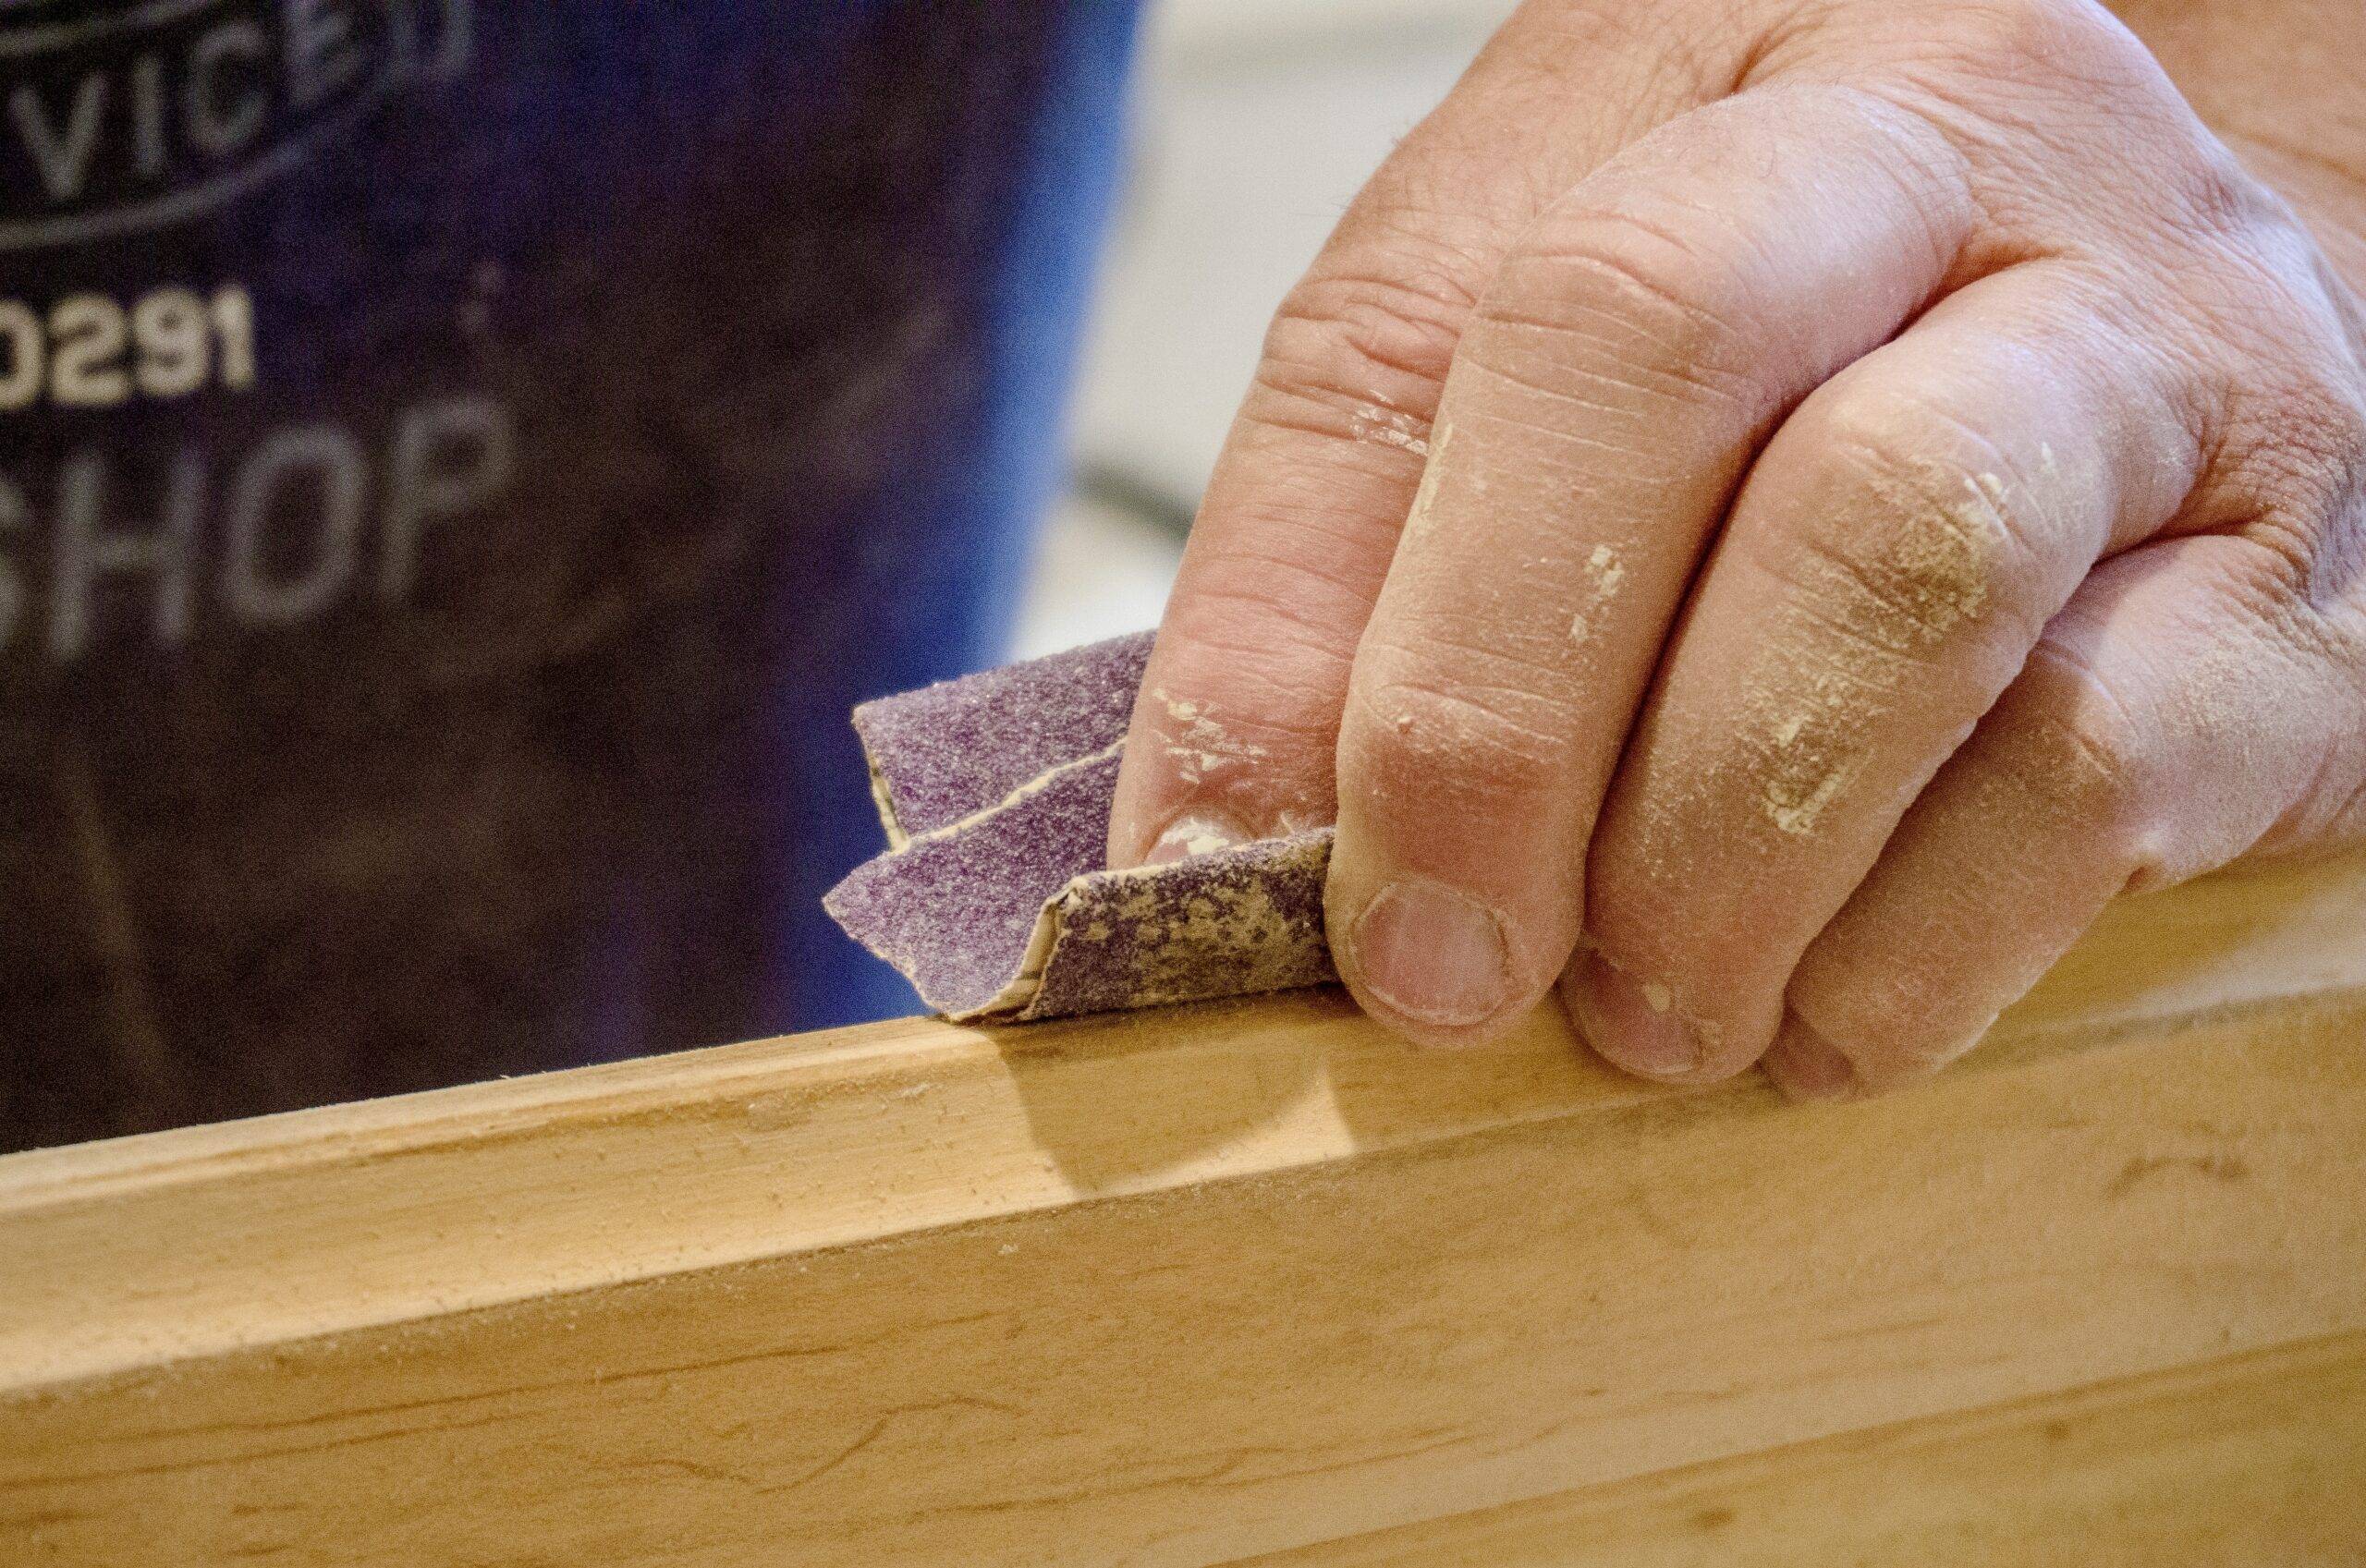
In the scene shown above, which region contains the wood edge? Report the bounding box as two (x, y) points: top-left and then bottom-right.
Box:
(2, 848), (2360, 1395)
(7, 981), (2364, 1404)
(8, 844), (2361, 1209)
(6, 985), (2365, 1568)
(0, 1012), (982, 1210)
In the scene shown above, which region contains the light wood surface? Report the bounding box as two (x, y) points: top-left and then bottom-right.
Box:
(3, 849), (2362, 1564)
(1247, 1330), (2366, 1566)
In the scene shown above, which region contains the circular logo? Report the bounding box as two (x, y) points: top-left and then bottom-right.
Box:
(0, 0), (470, 251)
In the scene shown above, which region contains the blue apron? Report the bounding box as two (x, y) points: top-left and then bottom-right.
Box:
(0, 0), (1143, 1149)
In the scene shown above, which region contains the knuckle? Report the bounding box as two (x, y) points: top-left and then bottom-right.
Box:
(2192, 529), (2366, 704)
(1488, 0), (1719, 90)
(2179, 202), (2342, 325)
(1348, 659), (1579, 809)
(1250, 267), (1467, 443)
(1188, 493), (1400, 619)
(2005, 639), (2157, 846)
(1135, 604), (1351, 820)
(1924, 0), (2156, 91)
(1880, 0), (2183, 166)
(1470, 207), (1759, 397)
(2171, 136), (2291, 244)
(2214, 361), (2366, 604)
(1768, 390), (2043, 656)
(1162, 581), (1360, 712)
(2263, 364), (2366, 504)
(1156, 583), (1370, 723)
(2292, 590), (2366, 724)
(2170, 181), (2360, 359)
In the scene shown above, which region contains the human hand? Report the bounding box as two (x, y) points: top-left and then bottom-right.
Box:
(1105, 0), (2366, 1097)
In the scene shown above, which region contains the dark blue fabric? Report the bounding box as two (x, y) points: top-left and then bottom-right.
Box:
(772, 3), (1149, 1029)
(0, 2), (1146, 1146)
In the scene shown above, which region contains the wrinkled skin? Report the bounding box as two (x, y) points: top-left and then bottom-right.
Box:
(1107, 0), (2366, 1098)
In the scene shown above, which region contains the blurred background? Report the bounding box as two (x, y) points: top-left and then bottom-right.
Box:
(0, 0), (1527, 1151)
(1015, 0), (1512, 657)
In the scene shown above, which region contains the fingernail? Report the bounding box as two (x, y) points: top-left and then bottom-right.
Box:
(1763, 1015), (1860, 1102)
(1564, 951), (1705, 1079)
(1349, 881), (1513, 1027)
(1144, 814), (1249, 865)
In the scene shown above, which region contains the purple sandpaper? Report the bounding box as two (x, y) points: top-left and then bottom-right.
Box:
(824, 632), (1341, 1022)
(824, 748), (1124, 1018)
(853, 630), (1153, 839)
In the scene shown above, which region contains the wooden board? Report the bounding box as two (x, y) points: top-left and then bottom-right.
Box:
(1247, 1331), (2366, 1566)
(2, 849), (2363, 1565)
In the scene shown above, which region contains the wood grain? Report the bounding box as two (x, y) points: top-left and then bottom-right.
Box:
(2, 849), (2362, 1565)
(1246, 1330), (2366, 1566)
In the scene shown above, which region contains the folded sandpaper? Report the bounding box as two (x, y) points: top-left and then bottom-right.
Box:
(823, 631), (1337, 1021)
